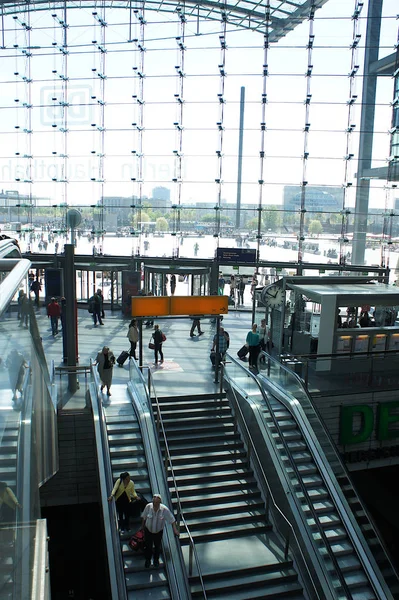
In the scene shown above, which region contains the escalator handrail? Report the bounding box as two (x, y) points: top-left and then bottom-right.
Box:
(266, 349), (399, 585)
(90, 363), (128, 600)
(137, 364), (208, 599)
(256, 351), (394, 600)
(222, 359), (329, 600)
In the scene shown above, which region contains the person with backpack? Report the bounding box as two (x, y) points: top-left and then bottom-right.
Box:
(108, 472), (138, 534)
(152, 324), (164, 365)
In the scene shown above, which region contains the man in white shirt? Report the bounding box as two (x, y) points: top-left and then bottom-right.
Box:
(141, 493), (179, 568)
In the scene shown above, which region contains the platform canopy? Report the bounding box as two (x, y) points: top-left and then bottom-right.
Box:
(0, 0), (330, 39)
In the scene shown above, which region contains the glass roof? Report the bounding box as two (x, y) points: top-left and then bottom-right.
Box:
(0, 0), (330, 40)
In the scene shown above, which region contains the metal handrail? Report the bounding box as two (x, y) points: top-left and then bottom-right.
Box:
(140, 365), (208, 599)
(90, 362), (128, 600)
(221, 361), (334, 600)
(260, 349), (398, 597)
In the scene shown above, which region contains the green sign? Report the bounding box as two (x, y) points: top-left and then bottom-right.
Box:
(233, 265), (239, 271)
(319, 269), (325, 274)
(340, 402), (399, 445)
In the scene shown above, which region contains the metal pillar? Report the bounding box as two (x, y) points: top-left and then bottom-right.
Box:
(64, 244), (78, 392)
(352, 0), (383, 265)
(236, 86), (245, 230)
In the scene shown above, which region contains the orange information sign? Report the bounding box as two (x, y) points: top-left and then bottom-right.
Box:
(131, 295), (228, 317)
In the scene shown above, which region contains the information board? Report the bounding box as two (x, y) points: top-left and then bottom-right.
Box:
(216, 247), (256, 263)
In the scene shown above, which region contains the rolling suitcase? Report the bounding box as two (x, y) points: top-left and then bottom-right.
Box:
(117, 350), (129, 367)
(237, 345), (249, 360)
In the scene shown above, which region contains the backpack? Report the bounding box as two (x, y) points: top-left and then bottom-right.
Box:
(88, 296), (94, 314)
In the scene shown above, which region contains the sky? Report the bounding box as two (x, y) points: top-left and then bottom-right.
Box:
(0, 0), (397, 210)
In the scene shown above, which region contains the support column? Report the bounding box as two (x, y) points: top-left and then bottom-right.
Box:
(352, 0), (383, 265)
(64, 244), (78, 392)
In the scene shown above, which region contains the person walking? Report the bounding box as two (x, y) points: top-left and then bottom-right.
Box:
(218, 273), (225, 296)
(246, 323), (261, 370)
(90, 291), (104, 326)
(238, 277), (246, 306)
(94, 346), (115, 396)
(30, 277), (42, 308)
(127, 319), (139, 360)
(141, 493), (179, 568)
(18, 290), (29, 328)
(152, 324), (164, 365)
(210, 326), (229, 369)
(190, 316), (204, 338)
(47, 297), (61, 336)
(259, 318), (271, 353)
(170, 274), (176, 296)
(97, 288), (105, 319)
(5, 349), (28, 402)
(108, 472), (138, 534)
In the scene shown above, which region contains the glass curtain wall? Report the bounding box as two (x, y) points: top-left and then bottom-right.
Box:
(0, 1), (397, 272)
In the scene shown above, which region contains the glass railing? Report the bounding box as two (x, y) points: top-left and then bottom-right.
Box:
(0, 263), (58, 598)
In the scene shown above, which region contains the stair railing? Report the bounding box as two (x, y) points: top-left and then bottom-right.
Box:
(141, 365), (208, 599)
(222, 360), (348, 600)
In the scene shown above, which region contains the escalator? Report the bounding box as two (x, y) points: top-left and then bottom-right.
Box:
(223, 352), (399, 599)
(90, 367), (190, 600)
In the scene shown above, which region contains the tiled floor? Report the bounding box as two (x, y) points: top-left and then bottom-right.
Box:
(35, 307), (255, 407)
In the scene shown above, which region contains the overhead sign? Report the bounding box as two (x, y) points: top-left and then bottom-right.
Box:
(131, 295), (228, 317)
(216, 247), (256, 264)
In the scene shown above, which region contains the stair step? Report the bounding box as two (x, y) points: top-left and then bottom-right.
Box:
(180, 521), (270, 544)
(307, 513), (342, 529)
(267, 420), (298, 432)
(110, 445), (144, 457)
(296, 488), (329, 502)
(109, 433), (144, 444)
(173, 490), (262, 508)
(170, 479), (259, 497)
(272, 430), (302, 442)
(171, 459), (249, 476)
(168, 468), (254, 486)
(156, 399), (230, 411)
(181, 499), (265, 518)
(112, 456), (147, 469)
(313, 526), (348, 544)
(113, 468), (148, 482)
(157, 407), (231, 420)
(164, 431), (240, 444)
(107, 423), (139, 434)
(190, 565), (299, 598)
(171, 450), (247, 466)
(286, 464), (318, 477)
(163, 422), (234, 435)
(281, 451), (312, 464)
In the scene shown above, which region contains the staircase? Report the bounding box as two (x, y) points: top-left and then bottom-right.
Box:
(153, 392), (306, 599)
(104, 400), (171, 600)
(261, 393), (394, 599)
